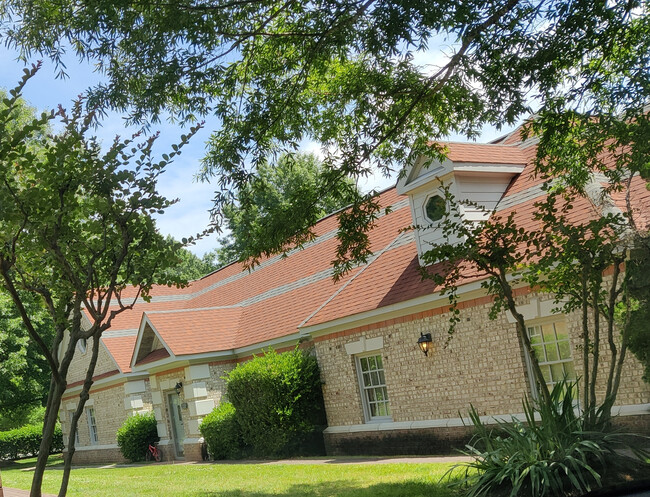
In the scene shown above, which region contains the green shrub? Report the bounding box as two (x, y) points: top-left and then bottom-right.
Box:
(226, 347), (326, 458)
(199, 402), (242, 459)
(0, 423), (62, 460)
(116, 412), (159, 462)
(454, 381), (650, 497)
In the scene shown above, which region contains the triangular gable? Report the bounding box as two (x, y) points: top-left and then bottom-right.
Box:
(396, 155), (449, 195)
(130, 313), (174, 370)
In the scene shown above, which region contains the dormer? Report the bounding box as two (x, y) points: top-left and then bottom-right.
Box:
(397, 142), (526, 264)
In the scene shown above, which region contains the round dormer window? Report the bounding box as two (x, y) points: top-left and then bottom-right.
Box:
(424, 195), (446, 223)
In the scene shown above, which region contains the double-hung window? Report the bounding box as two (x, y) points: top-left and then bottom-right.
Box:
(86, 407), (98, 445)
(527, 320), (576, 392)
(356, 353), (391, 422)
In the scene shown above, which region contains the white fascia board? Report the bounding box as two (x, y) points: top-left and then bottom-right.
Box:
(232, 332), (302, 356)
(64, 371), (150, 396)
(63, 372), (129, 396)
(452, 164), (525, 174)
(396, 155), (425, 193)
(397, 166), (454, 196)
(132, 332), (303, 373)
(299, 279), (486, 337)
(129, 313), (175, 370)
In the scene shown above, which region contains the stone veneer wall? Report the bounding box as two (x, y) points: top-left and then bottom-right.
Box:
(61, 381), (129, 464)
(66, 337), (119, 385)
(314, 289), (650, 455)
(148, 362), (235, 461)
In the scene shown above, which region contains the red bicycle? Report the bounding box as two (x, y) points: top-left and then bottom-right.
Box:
(145, 442), (162, 462)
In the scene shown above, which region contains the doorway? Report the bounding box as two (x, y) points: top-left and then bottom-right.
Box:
(167, 392), (185, 458)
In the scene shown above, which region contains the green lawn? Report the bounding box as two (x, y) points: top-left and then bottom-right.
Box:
(1, 455), (466, 497)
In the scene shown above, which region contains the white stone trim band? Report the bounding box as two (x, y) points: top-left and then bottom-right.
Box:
(324, 403), (650, 434)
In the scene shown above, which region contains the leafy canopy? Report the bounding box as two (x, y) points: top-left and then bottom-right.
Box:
(0, 87), (55, 422)
(214, 153), (359, 267)
(3, 0), (648, 274)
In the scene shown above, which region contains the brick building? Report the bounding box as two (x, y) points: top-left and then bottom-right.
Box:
(60, 130), (650, 463)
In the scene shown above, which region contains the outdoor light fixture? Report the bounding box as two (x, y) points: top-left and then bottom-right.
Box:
(417, 333), (433, 356)
(174, 382), (183, 395)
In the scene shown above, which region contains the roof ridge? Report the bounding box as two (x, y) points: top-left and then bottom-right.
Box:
(440, 140), (522, 147)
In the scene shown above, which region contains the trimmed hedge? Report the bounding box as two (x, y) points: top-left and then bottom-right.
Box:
(116, 412), (159, 462)
(226, 347), (326, 458)
(0, 424), (63, 460)
(199, 402), (241, 460)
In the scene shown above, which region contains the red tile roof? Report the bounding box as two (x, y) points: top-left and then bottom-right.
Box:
(443, 142), (528, 165)
(92, 132), (643, 376)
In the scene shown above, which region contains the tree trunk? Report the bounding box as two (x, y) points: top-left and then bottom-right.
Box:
(498, 271), (552, 405)
(31, 379), (66, 497)
(58, 334), (102, 497)
(589, 285), (601, 420)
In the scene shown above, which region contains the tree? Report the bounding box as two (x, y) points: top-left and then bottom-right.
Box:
(627, 242), (650, 383)
(0, 291), (52, 429)
(0, 87), (55, 430)
(213, 153), (359, 267)
(422, 134), (647, 427)
(0, 67), (199, 497)
(3, 0), (647, 277)
(161, 237), (220, 280)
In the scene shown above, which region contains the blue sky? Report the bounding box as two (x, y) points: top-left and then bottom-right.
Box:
(0, 46), (515, 256)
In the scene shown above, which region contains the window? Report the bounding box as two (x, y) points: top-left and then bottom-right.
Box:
(86, 407), (98, 445)
(424, 195), (446, 223)
(527, 321), (576, 391)
(69, 411), (80, 445)
(356, 354), (391, 422)
(77, 338), (87, 354)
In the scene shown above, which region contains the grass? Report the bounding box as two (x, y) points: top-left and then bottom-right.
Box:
(0, 455), (465, 497)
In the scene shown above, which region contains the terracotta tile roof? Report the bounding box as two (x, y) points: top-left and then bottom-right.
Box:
(145, 307), (241, 355)
(102, 336), (138, 373)
(441, 142), (528, 164)
(91, 134), (644, 376)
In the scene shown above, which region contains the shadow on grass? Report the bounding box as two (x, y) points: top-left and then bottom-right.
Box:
(0, 454), (64, 469)
(195, 478), (462, 497)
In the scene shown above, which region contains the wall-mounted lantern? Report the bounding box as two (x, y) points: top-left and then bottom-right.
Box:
(174, 382), (183, 395)
(417, 333), (433, 356)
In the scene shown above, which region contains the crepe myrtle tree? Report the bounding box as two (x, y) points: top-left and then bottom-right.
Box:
(420, 136), (646, 427)
(0, 66), (201, 497)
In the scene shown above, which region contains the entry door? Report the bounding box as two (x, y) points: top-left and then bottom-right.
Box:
(168, 393), (185, 458)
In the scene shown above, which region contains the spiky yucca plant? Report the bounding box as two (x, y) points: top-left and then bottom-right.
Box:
(453, 381), (649, 497)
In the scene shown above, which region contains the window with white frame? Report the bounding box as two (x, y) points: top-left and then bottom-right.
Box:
(68, 411), (80, 445)
(356, 354), (391, 422)
(527, 320), (576, 391)
(86, 407), (98, 445)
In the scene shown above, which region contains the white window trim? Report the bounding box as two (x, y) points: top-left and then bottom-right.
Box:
(422, 193), (447, 225)
(86, 407), (98, 445)
(524, 317), (575, 399)
(355, 352), (392, 424)
(77, 338), (87, 355)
